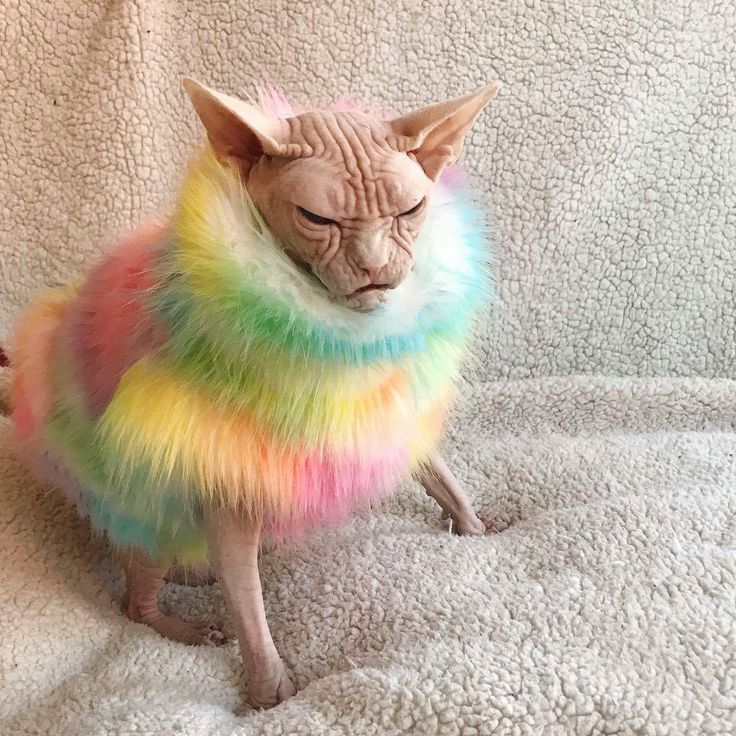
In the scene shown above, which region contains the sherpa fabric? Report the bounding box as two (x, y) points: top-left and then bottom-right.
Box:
(1, 1), (734, 378)
(2, 369), (736, 734)
(1, 1), (735, 734)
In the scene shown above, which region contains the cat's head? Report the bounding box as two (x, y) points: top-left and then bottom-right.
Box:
(184, 79), (499, 310)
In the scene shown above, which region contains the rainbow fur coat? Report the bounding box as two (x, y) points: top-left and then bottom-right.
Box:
(12, 126), (492, 565)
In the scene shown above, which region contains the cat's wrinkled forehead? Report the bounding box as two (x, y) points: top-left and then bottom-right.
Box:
(276, 111), (430, 217)
(287, 110), (396, 159)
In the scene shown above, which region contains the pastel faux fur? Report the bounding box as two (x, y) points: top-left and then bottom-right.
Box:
(10, 138), (490, 563)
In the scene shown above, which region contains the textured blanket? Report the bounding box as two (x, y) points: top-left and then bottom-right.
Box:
(2, 369), (735, 734)
(2, 0), (735, 733)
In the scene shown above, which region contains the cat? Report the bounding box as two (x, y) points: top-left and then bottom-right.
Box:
(10, 77), (499, 709)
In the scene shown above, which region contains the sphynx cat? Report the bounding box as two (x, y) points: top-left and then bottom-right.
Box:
(122, 78), (499, 709)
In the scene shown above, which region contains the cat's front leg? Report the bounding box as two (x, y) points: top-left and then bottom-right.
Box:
(414, 453), (486, 536)
(205, 508), (295, 710)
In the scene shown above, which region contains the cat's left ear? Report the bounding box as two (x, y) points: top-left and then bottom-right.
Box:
(389, 81), (501, 180)
(183, 78), (300, 174)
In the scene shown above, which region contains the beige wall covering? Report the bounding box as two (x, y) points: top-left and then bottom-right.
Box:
(2, 1), (734, 378)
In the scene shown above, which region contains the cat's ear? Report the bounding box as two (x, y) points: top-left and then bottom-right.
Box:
(389, 82), (500, 180)
(182, 79), (297, 173)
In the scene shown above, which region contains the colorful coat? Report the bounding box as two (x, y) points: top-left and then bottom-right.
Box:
(11, 144), (492, 564)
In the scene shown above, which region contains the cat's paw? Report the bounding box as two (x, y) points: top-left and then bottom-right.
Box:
(451, 513), (486, 536)
(240, 661), (296, 712)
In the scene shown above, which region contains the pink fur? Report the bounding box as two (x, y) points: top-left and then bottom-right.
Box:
(252, 81), (384, 119)
(68, 220), (169, 416)
(254, 83), (299, 118)
(266, 446), (408, 537)
(437, 164), (468, 190)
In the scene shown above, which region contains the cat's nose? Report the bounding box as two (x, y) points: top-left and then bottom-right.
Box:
(352, 231), (390, 273)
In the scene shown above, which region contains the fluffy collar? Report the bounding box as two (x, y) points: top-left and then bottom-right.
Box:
(156, 150), (493, 367)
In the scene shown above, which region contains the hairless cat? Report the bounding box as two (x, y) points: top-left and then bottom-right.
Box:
(10, 78), (499, 710)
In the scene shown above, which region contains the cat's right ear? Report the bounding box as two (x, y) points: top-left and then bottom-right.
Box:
(182, 79), (295, 174)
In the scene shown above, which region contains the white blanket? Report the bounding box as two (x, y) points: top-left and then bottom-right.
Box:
(2, 372), (735, 734)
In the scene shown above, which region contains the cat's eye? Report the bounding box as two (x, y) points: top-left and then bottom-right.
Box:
(297, 206), (336, 226)
(399, 198), (426, 217)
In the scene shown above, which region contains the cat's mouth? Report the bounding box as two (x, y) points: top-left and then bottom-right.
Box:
(350, 283), (390, 296)
(286, 251), (390, 308)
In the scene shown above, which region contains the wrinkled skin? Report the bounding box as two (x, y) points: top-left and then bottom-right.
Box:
(246, 114), (433, 309)
(119, 79), (500, 712)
